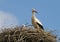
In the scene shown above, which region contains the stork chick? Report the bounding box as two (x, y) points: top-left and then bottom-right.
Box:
(31, 8), (44, 30)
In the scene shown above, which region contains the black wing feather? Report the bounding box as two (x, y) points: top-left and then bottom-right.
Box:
(36, 22), (44, 30)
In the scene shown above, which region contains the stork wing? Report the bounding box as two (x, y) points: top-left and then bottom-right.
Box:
(35, 17), (43, 25)
(35, 17), (44, 30)
(36, 22), (44, 30)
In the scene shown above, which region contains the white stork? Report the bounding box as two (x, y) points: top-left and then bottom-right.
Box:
(31, 8), (44, 30)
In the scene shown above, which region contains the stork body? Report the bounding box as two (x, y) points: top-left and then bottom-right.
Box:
(32, 9), (44, 30)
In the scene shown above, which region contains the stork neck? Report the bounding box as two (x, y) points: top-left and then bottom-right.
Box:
(32, 12), (36, 17)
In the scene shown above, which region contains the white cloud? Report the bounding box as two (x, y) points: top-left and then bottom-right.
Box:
(0, 11), (19, 30)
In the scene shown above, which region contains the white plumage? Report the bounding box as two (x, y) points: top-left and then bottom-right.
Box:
(34, 16), (43, 25)
(31, 8), (44, 30)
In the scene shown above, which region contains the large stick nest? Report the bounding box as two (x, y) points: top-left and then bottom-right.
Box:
(0, 26), (57, 42)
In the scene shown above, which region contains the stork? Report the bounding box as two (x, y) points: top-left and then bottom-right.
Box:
(31, 8), (44, 30)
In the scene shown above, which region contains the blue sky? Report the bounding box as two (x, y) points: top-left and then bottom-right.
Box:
(0, 0), (60, 39)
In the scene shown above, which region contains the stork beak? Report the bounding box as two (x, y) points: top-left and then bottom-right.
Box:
(35, 10), (38, 14)
(32, 8), (38, 14)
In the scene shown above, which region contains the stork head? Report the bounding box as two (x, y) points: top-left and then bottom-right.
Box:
(32, 8), (38, 14)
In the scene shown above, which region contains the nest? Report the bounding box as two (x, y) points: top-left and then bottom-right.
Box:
(0, 26), (57, 42)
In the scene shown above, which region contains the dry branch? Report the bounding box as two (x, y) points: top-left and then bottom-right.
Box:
(0, 26), (57, 42)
